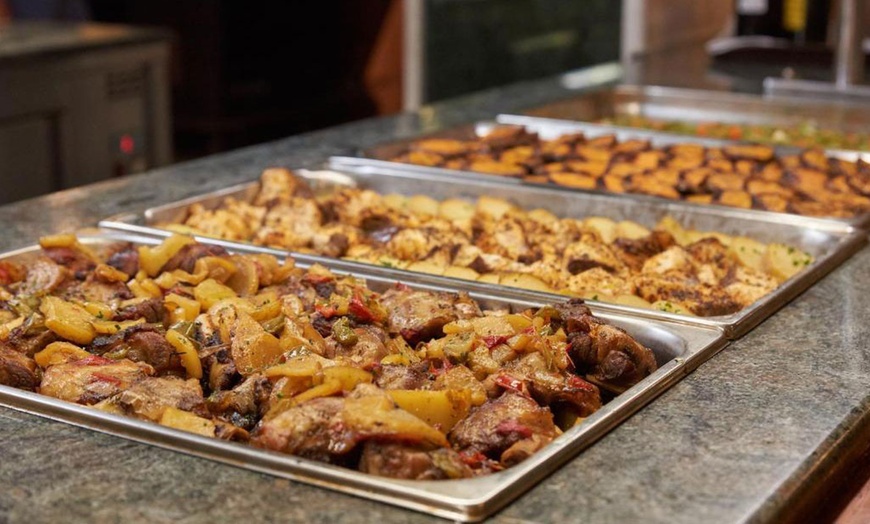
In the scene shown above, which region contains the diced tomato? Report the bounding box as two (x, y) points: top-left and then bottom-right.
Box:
(568, 374), (597, 393)
(458, 450), (489, 468)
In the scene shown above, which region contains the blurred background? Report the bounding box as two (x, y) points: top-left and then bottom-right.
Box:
(0, 0), (866, 203)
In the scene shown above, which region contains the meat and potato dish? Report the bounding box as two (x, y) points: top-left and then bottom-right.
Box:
(0, 234), (658, 479)
(385, 125), (870, 218)
(167, 168), (813, 317)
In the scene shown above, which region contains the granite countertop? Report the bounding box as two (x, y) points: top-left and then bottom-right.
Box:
(1, 56), (869, 524)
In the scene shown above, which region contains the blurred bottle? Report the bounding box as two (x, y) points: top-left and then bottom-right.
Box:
(736, 0), (830, 42)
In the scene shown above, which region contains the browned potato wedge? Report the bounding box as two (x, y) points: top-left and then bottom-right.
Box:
(469, 160), (526, 177)
(524, 174), (550, 184)
(686, 194), (714, 204)
(407, 194), (441, 216)
(608, 162), (642, 177)
(576, 145), (612, 163)
(601, 173), (628, 193)
(670, 143), (705, 158)
(634, 151), (664, 170)
(746, 179), (793, 197)
(753, 193), (790, 212)
(706, 173), (745, 193)
(678, 168), (711, 194)
(800, 149), (829, 170)
(613, 139), (650, 154)
(585, 135), (617, 149)
(627, 174), (680, 199)
(757, 162), (784, 182)
(565, 160), (608, 177)
(405, 150), (444, 167)
(667, 156), (704, 170)
(706, 158), (734, 173)
(784, 168), (828, 196)
(412, 138), (468, 156)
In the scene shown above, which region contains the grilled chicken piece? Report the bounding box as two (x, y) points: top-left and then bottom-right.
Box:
(723, 266), (778, 308)
(254, 167), (313, 207)
(323, 325), (391, 368)
(19, 258), (69, 296)
(563, 233), (625, 275)
(114, 297), (166, 324)
(380, 286), (482, 346)
(4, 317), (57, 357)
(635, 274), (741, 316)
(252, 396), (353, 464)
(39, 356), (153, 405)
(685, 237), (737, 281)
(566, 268), (634, 297)
(42, 247), (96, 278)
(207, 375), (272, 430)
(611, 231), (676, 271)
(359, 442), (472, 480)
(449, 392), (557, 466)
(254, 198), (323, 249)
(161, 243), (228, 274)
(105, 246), (139, 276)
(0, 346), (40, 390)
(98, 376), (209, 422)
(374, 362), (433, 390)
(503, 353), (602, 416)
(90, 325), (182, 375)
(58, 273), (133, 304)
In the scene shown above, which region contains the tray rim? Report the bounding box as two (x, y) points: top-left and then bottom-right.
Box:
(0, 232), (728, 522)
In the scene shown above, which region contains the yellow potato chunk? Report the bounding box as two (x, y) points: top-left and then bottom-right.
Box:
(387, 389), (472, 432)
(40, 296), (97, 344)
(194, 278), (238, 310)
(34, 341), (93, 367)
(138, 234), (196, 277)
(159, 407), (216, 437)
(166, 329), (203, 379)
(764, 243), (813, 282)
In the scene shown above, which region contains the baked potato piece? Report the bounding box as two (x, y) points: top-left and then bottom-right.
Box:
(746, 179), (793, 198)
(600, 173), (628, 193)
(404, 151), (445, 167)
(523, 174), (550, 184)
(607, 162), (643, 178)
(706, 158), (734, 173)
(613, 139), (650, 154)
(634, 151), (664, 170)
(481, 125), (536, 149)
(500, 145), (537, 166)
(686, 194), (714, 205)
(735, 160), (757, 177)
(667, 155), (704, 170)
(669, 143), (705, 158)
(585, 134), (617, 149)
(723, 144), (775, 162)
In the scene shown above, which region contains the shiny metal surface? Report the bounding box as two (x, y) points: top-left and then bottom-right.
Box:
(99, 163), (867, 338)
(0, 232), (727, 522)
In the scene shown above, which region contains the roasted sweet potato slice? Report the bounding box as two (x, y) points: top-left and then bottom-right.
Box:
(667, 156), (704, 170)
(784, 168), (829, 196)
(706, 158), (734, 173)
(601, 173), (627, 193)
(539, 141), (573, 159)
(716, 190), (753, 209)
(627, 174), (680, 199)
(706, 173), (745, 193)
(500, 146), (537, 166)
(686, 194), (714, 205)
(469, 160), (526, 177)
(723, 144), (774, 162)
(411, 139), (469, 157)
(608, 162), (642, 177)
(757, 162), (784, 182)
(635, 151), (664, 170)
(746, 179), (793, 198)
(550, 172), (598, 189)
(403, 151), (445, 167)
(800, 149), (829, 171)
(735, 160), (756, 177)
(669, 143), (705, 158)
(585, 134), (617, 149)
(565, 160), (608, 178)
(678, 168), (711, 194)
(753, 193), (790, 213)
(576, 145), (612, 163)
(613, 139), (650, 154)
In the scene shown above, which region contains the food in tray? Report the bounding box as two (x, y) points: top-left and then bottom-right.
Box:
(0, 234), (659, 478)
(386, 125), (870, 218)
(164, 169), (814, 317)
(599, 114), (870, 152)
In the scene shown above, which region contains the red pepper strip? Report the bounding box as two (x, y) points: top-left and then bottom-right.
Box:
(495, 373), (530, 397)
(314, 304), (339, 319)
(73, 355), (114, 367)
(482, 335), (509, 349)
(568, 374), (598, 393)
(495, 420), (533, 439)
(458, 450), (489, 469)
(348, 293), (377, 323)
(90, 372), (123, 385)
(303, 273), (333, 285)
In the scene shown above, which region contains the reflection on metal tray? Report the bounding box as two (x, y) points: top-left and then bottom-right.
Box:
(524, 85), (870, 137)
(0, 232), (727, 522)
(361, 113), (870, 228)
(99, 162), (867, 339)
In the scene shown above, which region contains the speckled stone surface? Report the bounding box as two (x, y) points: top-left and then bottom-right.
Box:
(1, 56), (869, 524)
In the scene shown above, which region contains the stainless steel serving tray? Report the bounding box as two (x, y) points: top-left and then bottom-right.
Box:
(524, 85), (870, 141)
(0, 232), (727, 522)
(99, 163), (867, 339)
(361, 113), (870, 228)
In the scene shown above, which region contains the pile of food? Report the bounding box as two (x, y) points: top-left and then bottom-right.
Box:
(599, 114), (870, 152)
(0, 234), (658, 479)
(386, 125), (870, 217)
(167, 168), (813, 316)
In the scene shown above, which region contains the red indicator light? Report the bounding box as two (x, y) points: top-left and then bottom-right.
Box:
(119, 134), (135, 155)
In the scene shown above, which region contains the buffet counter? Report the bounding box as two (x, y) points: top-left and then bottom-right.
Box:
(1, 51), (869, 523)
